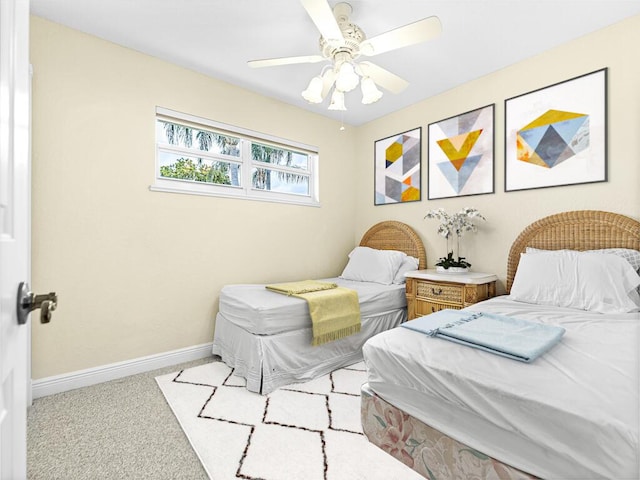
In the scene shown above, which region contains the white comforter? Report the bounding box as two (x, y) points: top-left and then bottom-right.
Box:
(218, 277), (406, 335)
(363, 296), (639, 479)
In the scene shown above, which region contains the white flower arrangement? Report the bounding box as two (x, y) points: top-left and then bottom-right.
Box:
(424, 207), (486, 238)
(424, 207), (486, 269)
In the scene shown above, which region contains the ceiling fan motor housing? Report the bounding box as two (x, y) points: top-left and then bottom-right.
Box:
(319, 2), (365, 61)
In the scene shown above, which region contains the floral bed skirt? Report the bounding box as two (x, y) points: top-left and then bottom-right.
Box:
(360, 387), (540, 480)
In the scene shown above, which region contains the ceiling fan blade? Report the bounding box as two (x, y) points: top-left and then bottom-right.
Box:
(247, 55), (325, 68)
(357, 61), (409, 94)
(300, 0), (345, 46)
(360, 16), (442, 56)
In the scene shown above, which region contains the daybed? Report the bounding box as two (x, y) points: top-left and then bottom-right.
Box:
(212, 220), (426, 394)
(361, 210), (640, 479)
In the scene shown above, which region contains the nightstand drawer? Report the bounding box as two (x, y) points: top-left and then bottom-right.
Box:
(416, 282), (463, 304)
(416, 301), (463, 316)
(405, 270), (498, 320)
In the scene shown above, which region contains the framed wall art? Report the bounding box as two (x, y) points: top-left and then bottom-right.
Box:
(374, 127), (421, 205)
(427, 104), (494, 200)
(505, 68), (607, 192)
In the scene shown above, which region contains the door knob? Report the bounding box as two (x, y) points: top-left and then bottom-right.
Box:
(16, 281), (57, 325)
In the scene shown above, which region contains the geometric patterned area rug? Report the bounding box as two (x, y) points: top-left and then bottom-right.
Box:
(155, 361), (423, 480)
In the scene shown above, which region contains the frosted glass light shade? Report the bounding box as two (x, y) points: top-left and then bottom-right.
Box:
(335, 62), (359, 92)
(328, 90), (346, 111)
(301, 76), (324, 103)
(361, 77), (383, 104)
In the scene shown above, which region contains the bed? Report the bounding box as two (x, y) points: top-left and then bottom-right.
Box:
(211, 220), (427, 394)
(361, 210), (640, 479)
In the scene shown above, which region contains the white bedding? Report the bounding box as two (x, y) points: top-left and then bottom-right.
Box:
(213, 308), (406, 394)
(218, 277), (406, 335)
(363, 296), (639, 479)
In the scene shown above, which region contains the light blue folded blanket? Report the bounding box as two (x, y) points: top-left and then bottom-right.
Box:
(401, 309), (565, 363)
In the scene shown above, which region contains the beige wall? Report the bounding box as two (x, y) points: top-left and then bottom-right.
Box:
(354, 15), (640, 292)
(30, 17), (357, 379)
(31, 14), (640, 380)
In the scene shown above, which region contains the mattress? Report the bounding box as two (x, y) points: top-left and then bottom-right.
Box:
(218, 277), (406, 335)
(362, 296), (639, 479)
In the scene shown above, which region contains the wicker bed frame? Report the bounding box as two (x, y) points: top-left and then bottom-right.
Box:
(362, 210), (640, 479)
(506, 210), (640, 292)
(359, 220), (427, 269)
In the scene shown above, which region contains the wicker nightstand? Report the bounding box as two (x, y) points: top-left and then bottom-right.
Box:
(405, 270), (498, 320)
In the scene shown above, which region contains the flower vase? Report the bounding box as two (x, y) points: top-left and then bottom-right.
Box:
(436, 266), (469, 274)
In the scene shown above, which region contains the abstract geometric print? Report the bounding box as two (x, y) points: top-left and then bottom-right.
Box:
(374, 127), (421, 205)
(428, 105), (494, 199)
(517, 109), (589, 168)
(504, 68), (607, 192)
(436, 129), (483, 193)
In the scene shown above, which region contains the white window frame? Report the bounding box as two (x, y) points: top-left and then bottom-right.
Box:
(150, 107), (320, 207)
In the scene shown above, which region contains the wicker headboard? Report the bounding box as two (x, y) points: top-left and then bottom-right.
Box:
(506, 210), (640, 293)
(359, 221), (427, 269)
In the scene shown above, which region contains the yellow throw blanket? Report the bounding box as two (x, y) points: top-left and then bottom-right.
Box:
(265, 280), (361, 346)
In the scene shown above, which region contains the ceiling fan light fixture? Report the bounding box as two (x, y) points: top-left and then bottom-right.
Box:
(361, 76), (383, 104)
(335, 61), (359, 93)
(328, 89), (346, 111)
(249, 1), (443, 115)
(301, 76), (324, 103)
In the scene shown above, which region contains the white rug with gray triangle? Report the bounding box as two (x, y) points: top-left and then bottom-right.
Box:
(155, 361), (423, 480)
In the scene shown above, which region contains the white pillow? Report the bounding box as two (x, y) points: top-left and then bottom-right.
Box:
(393, 255), (420, 284)
(592, 248), (640, 274)
(526, 246), (640, 296)
(340, 247), (406, 285)
(511, 250), (640, 314)
(526, 247), (640, 273)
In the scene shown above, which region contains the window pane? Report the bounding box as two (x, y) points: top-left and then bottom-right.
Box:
(252, 167), (309, 195)
(156, 120), (240, 157)
(154, 109), (319, 205)
(159, 151), (240, 186)
(251, 143), (308, 170)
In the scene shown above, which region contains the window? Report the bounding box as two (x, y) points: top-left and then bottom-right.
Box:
(151, 107), (319, 206)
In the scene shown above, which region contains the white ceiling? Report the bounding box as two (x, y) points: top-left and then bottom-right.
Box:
(30, 0), (640, 126)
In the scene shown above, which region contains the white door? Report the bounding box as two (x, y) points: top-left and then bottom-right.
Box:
(0, 0), (30, 478)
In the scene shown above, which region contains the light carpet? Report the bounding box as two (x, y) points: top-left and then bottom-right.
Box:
(156, 361), (423, 480)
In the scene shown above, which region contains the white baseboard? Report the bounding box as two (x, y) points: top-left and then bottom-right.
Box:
(32, 342), (214, 399)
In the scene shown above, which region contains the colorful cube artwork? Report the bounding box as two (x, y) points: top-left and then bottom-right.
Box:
(428, 104), (494, 198)
(517, 109), (589, 168)
(375, 128), (421, 205)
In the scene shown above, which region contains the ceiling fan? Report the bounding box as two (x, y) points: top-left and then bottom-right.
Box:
(247, 0), (442, 111)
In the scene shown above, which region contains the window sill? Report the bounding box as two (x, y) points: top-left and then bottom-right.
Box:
(149, 184), (321, 208)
